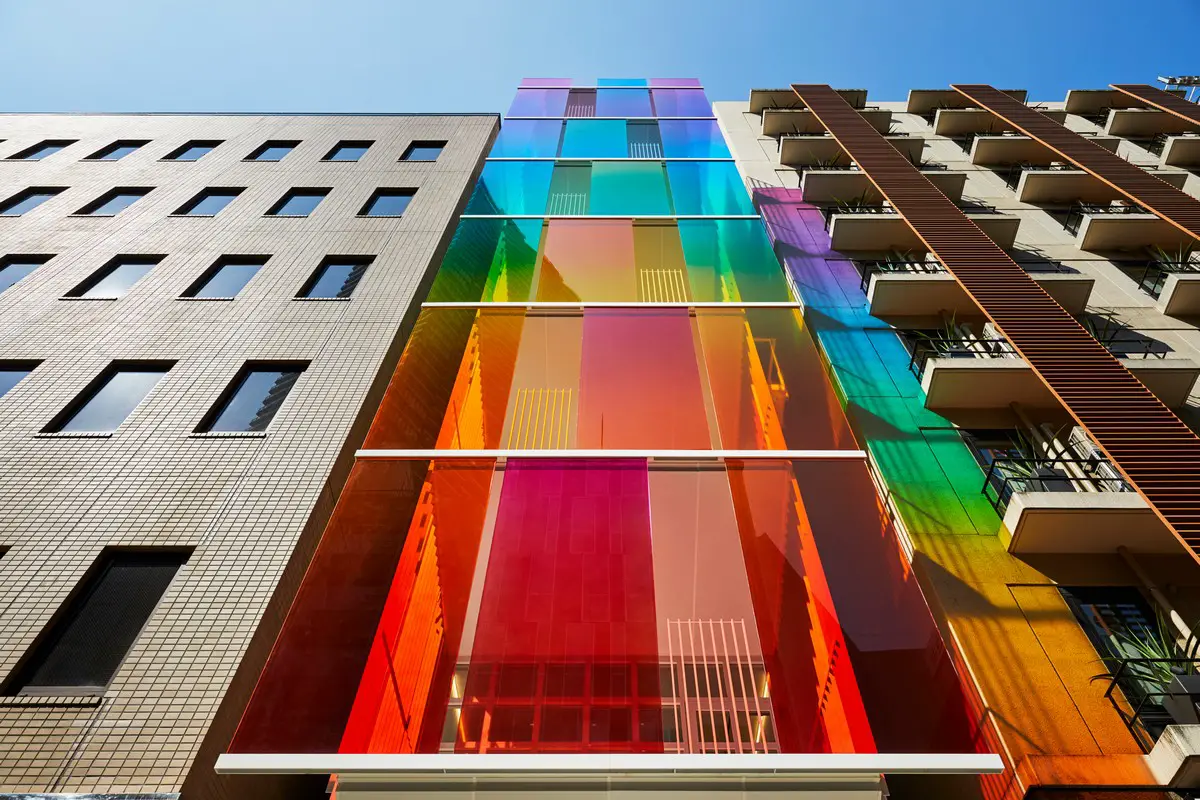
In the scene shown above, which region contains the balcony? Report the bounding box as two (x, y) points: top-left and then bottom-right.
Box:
(799, 165), (966, 203)
(1062, 204), (1194, 253)
(826, 205), (1019, 251)
(1005, 163), (1188, 204)
(1105, 109), (1200, 138)
(969, 132), (1119, 165)
(750, 87), (866, 114)
(858, 259), (1093, 317)
(931, 107), (1068, 137)
(1160, 133), (1200, 167)
(907, 88), (1027, 117)
(1117, 259), (1200, 316)
(762, 107), (892, 137)
(779, 133), (923, 167)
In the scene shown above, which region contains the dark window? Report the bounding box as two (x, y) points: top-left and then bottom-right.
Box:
(5, 550), (188, 694)
(66, 255), (161, 299)
(163, 140), (222, 161)
(245, 140), (299, 162)
(298, 256), (373, 298)
(400, 140), (446, 162)
(173, 188), (243, 216)
(199, 362), (307, 433)
(1060, 586), (1158, 663)
(324, 140), (373, 161)
(84, 140), (149, 161)
(182, 255), (266, 298)
(0, 254), (53, 293)
(7, 140), (76, 161)
(0, 188), (65, 216)
(75, 187), (152, 216)
(266, 189), (330, 217)
(46, 362), (172, 433)
(359, 189), (415, 217)
(0, 361), (38, 398)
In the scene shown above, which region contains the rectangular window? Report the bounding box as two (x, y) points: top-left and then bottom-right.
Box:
(7, 140), (76, 161)
(84, 140), (149, 161)
(198, 362), (307, 433)
(0, 254), (53, 293)
(266, 189), (330, 217)
(163, 140), (222, 161)
(66, 255), (161, 299)
(324, 140), (373, 161)
(46, 362), (172, 433)
(0, 188), (65, 216)
(400, 140), (445, 162)
(173, 187), (243, 216)
(359, 189), (414, 217)
(245, 140), (299, 162)
(75, 187), (152, 216)
(627, 122), (664, 158)
(182, 255), (266, 299)
(5, 550), (188, 694)
(0, 361), (38, 398)
(298, 256), (373, 298)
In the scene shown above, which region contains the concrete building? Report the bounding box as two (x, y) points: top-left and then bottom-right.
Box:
(0, 113), (496, 797)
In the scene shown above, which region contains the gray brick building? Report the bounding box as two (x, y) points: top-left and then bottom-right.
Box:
(0, 113), (496, 797)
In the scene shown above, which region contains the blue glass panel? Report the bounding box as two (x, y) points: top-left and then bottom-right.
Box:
(206, 368), (303, 432)
(59, 368), (168, 432)
(659, 120), (731, 159)
(191, 262), (261, 298)
(0, 191), (60, 215)
(363, 191), (413, 217)
(596, 89), (653, 117)
(271, 191), (327, 216)
(78, 262), (154, 299)
(666, 162), (754, 216)
(490, 120), (562, 158)
(598, 78), (648, 87)
(0, 367), (32, 397)
(651, 89), (713, 117)
(83, 191), (147, 216)
(466, 161), (554, 216)
(0, 260), (42, 292)
(181, 190), (240, 216)
(560, 120), (627, 159)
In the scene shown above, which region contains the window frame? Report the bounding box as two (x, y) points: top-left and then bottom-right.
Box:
(162, 140), (224, 162)
(265, 188), (332, 218)
(42, 360), (175, 434)
(5, 140), (77, 161)
(0, 187), (66, 216)
(399, 140), (447, 162)
(0, 254), (55, 293)
(64, 255), (163, 300)
(295, 255), (375, 299)
(83, 140), (150, 162)
(244, 140), (301, 162)
(73, 187), (153, 217)
(195, 360), (310, 434)
(171, 187), (245, 217)
(322, 140), (374, 162)
(180, 255), (268, 299)
(358, 188), (416, 218)
(0, 360), (40, 399)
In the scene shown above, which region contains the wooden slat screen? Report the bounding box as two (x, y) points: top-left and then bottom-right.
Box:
(791, 83), (1200, 560)
(1110, 83), (1200, 126)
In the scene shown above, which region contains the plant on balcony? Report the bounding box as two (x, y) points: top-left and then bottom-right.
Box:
(1092, 611), (1200, 726)
(829, 191), (881, 213)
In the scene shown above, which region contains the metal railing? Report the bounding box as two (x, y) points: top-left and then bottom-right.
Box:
(799, 163), (859, 173)
(820, 204), (897, 231)
(1002, 162), (1079, 190)
(1100, 657), (1200, 752)
(904, 335), (1017, 378)
(1121, 259), (1200, 299)
(1061, 203), (1150, 235)
(853, 259), (946, 293)
(981, 455), (1131, 515)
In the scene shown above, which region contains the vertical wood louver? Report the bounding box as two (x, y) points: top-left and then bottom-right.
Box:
(790, 83), (1200, 561)
(952, 83), (1200, 242)
(1110, 83), (1200, 125)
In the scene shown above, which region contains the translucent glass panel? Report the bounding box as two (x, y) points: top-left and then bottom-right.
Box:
(426, 219), (790, 303)
(596, 88), (653, 117)
(666, 162), (755, 215)
(660, 120), (730, 158)
(508, 88), (569, 117)
(560, 120), (627, 158)
(490, 120), (562, 158)
(590, 163), (672, 215)
(651, 89), (712, 117)
(466, 161), (555, 215)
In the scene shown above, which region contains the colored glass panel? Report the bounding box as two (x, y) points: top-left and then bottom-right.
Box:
(590, 162), (672, 216)
(537, 220), (635, 301)
(560, 120), (628, 159)
(508, 88), (568, 117)
(677, 219), (790, 301)
(651, 89), (713, 117)
(596, 88), (653, 117)
(650, 78), (703, 87)
(666, 161), (755, 215)
(466, 161), (554, 215)
(598, 78), (648, 87)
(426, 218), (541, 303)
(659, 120), (731, 158)
(490, 120), (562, 158)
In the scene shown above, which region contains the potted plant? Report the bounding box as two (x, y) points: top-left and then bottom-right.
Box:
(1095, 613), (1200, 726)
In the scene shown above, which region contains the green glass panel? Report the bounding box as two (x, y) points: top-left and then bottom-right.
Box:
(465, 161), (554, 215)
(677, 219), (791, 301)
(666, 161), (755, 216)
(427, 218), (543, 302)
(560, 120), (627, 159)
(590, 162), (672, 216)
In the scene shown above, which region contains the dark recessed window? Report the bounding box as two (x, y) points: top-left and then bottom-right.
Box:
(46, 362), (172, 433)
(0, 254), (53, 293)
(400, 140), (446, 162)
(66, 255), (161, 299)
(323, 140), (373, 162)
(163, 140), (222, 161)
(4, 550), (188, 694)
(0, 361), (39, 398)
(298, 256), (373, 299)
(182, 255), (266, 298)
(173, 188), (243, 216)
(84, 140), (149, 161)
(0, 188), (65, 216)
(359, 189), (415, 217)
(75, 188), (152, 217)
(245, 140), (300, 162)
(198, 362), (307, 433)
(8, 140), (76, 161)
(266, 189), (330, 217)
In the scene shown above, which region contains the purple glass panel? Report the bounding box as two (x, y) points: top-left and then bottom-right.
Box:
(508, 89), (569, 117)
(651, 89), (713, 117)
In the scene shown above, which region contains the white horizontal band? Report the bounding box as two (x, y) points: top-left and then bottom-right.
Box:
(215, 752), (1004, 777)
(459, 215), (762, 220)
(355, 449), (866, 460)
(420, 302), (801, 309)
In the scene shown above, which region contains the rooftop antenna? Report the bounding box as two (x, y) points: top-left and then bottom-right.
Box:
(1157, 75), (1200, 102)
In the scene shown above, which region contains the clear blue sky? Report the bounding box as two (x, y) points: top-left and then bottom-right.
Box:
(2, 0), (1196, 113)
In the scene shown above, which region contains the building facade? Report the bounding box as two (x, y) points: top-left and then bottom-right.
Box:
(715, 83), (1200, 798)
(0, 113), (496, 796)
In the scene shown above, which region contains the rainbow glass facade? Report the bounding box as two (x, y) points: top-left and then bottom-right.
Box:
(227, 80), (980, 760)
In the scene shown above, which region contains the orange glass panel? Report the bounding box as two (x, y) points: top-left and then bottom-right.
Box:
(435, 311), (525, 449)
(632, 221), (691, 302)
(500, 312), (583, 448)
(536, 219), (638, 301)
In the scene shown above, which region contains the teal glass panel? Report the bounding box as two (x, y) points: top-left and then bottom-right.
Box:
(427, 218), (543, 302)
(465, 161), (554, 215)
(560, 120), (627, 158)
(678, 219), (791, 301)
(590, 163), (672, 216)
(659, 120), (731, 159)
(651, 89), (712, 117)
(598, 78), (648, 87)
(596, 89), (653, 117)
(666, 161), (754, 216)
(508, 89), (568, 117)
(490, 120), (562, 158)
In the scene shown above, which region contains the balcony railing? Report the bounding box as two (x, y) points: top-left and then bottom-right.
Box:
(852, 258), (946, 293)
(799, 163), (859, 174)
(1061, 203), (1150, 236)
(1100, 657), (1200, 752)
(820, 204), (897, 231)
(981, 455), (1132, 515)
(903, 335), (1018, 378)
(1118, 259), (1200, 299)
(1002, 162), (1078, 190)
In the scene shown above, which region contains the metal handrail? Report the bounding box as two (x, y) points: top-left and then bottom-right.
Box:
(1100, 657), (1200, 753)
(821, 204), (897, 230)
(904, 335), (1017, 377)
(1062, 203), (1150, 235)
(799, 164), (859, 173)
(981, 455), (1131, 515)
(1002, 162), (1079, 189)
(853, 259), (946, 293)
